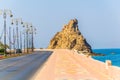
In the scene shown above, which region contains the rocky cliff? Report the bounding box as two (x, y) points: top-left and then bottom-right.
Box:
(48, 19), (92, 52)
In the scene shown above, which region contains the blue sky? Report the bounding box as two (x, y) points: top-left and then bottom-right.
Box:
(0, 0), (120, 49)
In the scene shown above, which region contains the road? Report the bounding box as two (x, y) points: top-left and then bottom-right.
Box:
(0, 51), (52, 80)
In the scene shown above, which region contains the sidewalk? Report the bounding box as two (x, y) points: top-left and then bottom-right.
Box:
(32, 49), (120, 80)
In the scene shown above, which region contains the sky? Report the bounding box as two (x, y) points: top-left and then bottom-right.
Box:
(0, 0), (120, 49)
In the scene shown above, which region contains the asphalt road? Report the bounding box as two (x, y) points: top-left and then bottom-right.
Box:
(0, 51), (52, 80)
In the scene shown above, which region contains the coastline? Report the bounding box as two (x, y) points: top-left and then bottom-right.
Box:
(91, 57), (120, 69)
(92, 48), (120, 68)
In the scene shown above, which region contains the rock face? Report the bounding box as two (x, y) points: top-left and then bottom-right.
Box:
(48, 19), (92, 52)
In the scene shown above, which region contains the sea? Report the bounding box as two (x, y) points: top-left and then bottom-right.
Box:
(92, 49), (120, 67)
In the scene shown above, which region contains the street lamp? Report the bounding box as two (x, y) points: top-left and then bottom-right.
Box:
(20, 31), (22, 53)
(11, 18), (23, 53)
(23, 22), (31, 53)
(0, 9), (13, 56)
(22, 31), (26, 53)
(13, 28), (16, 54)
(29, 26), (36, 52)
(9, 26), (12, 55)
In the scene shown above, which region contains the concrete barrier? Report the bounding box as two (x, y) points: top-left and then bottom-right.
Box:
(105, 60), (112, 69)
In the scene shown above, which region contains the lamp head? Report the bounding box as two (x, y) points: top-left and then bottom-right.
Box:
(10, 14), (13, 17)
(21, 22), (23, 24)
(11, 22), (13, 25)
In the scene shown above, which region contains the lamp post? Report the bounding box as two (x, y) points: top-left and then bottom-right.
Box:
(9, 26), (11, 55)
(23, 31), (26, 53)
(11, 18), (23, 53)
(0, 9), (13, 56)
(20, 31), (22, 53)
(29, 26), (36, 52)
(13, 28), (16, 54)
(23, 22), (31, 53)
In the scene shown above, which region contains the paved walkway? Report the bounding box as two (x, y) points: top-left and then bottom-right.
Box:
(33, 49), (120, 80)
(54, 50), (97, 80)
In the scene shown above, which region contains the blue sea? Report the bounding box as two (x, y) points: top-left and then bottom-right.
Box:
(92, 49), (120, 67)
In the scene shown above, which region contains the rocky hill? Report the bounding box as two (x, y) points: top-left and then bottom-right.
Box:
(48, 19), (92, 52)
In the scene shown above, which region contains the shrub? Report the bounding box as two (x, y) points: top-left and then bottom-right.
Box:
(0, 48), (5, 52)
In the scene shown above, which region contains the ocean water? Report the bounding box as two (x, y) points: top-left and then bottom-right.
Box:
(92, 49), (120, 67)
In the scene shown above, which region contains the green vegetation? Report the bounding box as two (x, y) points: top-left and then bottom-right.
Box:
(0, 42), (10, 57)
(0, 42), (34, 60)
(0, 41), (9, 50)
(0, 42), (5, 55)
(0, 48), (4, 52)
